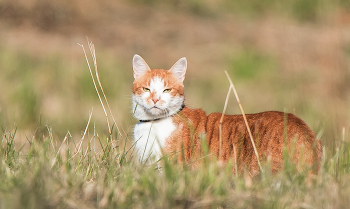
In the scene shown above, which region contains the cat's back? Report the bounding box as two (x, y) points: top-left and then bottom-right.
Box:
(206, 111), (287, 133)
(205, 111), (321, 174)
(206, 110), (317, 144)
(205, 111), (287, 149)
(206, 110), (312, 128)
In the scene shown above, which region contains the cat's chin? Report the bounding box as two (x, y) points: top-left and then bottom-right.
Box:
(147, 107), (164, 116)
(133, 103), (167, 120)
(133, 104), (181, 121)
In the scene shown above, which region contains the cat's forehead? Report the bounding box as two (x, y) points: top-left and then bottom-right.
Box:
(150, 76), (165, 89)
(134, 69), (178, 85)
(145, 69), (172, 81)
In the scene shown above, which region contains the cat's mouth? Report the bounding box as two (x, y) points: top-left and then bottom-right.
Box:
(146, 106), (164, 116)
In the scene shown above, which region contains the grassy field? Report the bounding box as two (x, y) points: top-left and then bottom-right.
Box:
(1, 0), (350, 208)
(1, 113), (350, 208)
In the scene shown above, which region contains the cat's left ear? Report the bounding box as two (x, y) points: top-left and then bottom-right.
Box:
(169, 57), (187, 83)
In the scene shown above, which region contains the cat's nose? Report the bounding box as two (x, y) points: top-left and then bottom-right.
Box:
(152, 98), (159, 104)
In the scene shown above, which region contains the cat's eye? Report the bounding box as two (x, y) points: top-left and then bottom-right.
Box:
(163, 89), (172, 93)
(143, 87), (150, 92)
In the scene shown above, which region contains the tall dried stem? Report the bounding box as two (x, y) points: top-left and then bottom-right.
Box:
(86, 38), (126, 138)
(78, 43), (112, 136)
(219, 84), (232, 159)
(51, 131), (71, 168)
(224, 71), (263, 173)
(72, 108), (93, 158)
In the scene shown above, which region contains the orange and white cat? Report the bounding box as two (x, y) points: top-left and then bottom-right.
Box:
(132, 54), (322, 176)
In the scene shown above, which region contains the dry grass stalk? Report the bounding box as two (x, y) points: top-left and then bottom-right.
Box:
(86, 38), (126, 138)
(73, 108), (93, 158)
(219, 83), (232, 159)
(46, 125), (55, 152)
(78, 42), (113, 137)
(224, 70), (263, 173)
(51, 131), (71, 168)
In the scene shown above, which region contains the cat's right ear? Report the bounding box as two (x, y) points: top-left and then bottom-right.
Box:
(133, 54), (151, 80)
(169, 57), (187, 83)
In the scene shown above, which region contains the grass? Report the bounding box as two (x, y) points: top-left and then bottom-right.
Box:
(0, 120), (350, 208)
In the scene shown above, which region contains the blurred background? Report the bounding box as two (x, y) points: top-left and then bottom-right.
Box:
(0, 0), (349, 150)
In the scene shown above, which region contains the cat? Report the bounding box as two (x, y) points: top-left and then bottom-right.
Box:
(132, 54), (322, 176)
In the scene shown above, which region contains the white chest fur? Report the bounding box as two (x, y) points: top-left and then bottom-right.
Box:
(134, 117), (176, 163)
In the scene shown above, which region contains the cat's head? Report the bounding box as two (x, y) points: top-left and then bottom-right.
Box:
(132, 54), (187, 121)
